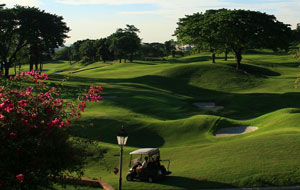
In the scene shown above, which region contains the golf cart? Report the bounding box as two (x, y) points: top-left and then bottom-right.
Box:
(126, 148), (171, 183)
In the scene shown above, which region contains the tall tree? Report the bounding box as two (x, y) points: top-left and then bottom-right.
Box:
(174, 10), (224, 64)
(0, 7), (25, 77)
(216, 9), (293, 70)
(175, 9), (293, 69)
(0, 6), (69, 77)
(108, 25), (141, 63)
(78, 39), (97, 63)
(96, 38), (113, 62)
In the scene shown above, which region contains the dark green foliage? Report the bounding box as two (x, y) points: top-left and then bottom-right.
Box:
(108, 25), (141, 63)
(96, 38), (114, 62)
(164, 40), (176, 57)
(53, 47), (71, 61)
(175, 9), (293, 69)
(139, 42), (166, 58)
(0, 6), (69, 76)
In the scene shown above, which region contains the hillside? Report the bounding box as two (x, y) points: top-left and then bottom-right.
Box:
(44, 51), (300, 189)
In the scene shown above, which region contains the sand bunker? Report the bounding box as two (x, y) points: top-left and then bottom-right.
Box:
(215, 126), (258, 137)
(193, 102), (224, 111)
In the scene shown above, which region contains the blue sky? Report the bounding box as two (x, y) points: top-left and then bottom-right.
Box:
(3, 0), (300, 45)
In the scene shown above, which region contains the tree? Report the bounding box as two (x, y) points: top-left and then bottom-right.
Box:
(174, 10), (224, 64)
(0, 7), (24, 77)
(78, 40), (97, 63)
(96, 38), (114, 62)
(53, 47), (71, 61)
(70, 40), (85, 62)
(164, 40), (176, 57)
(108, 25), (141, 63)
(0, 6), (69, 77)
(216, 9), (293, 70)
(0, 71), (103, 189)
(175, 9), (293, 69)
(139, 43), (166, 58)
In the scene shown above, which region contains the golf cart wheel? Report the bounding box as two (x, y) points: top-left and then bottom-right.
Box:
(126, 174), (133, 181)
(147, 176), (153, 183)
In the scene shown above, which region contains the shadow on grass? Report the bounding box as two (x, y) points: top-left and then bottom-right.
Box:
(227, 63), (280, 77)
(73, 118), (165, 147)
(244, 49), (288, 55)
(48, 69), (300, 121)
(161, 176), (235, 189)
(168, 56), (211, 64)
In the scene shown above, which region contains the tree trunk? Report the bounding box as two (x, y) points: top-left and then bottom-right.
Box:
(225, 49), (228, 61)
(18, 62), (21, 75)
(35, 61), (38, 71)
(212, 52), (216, 64)
(0, 62), (3, 74)
(210, 48), (216, 64)
(14, 62), (17, 75)
(30, 63), (34, 71)
(235, 50), (242, 70)
(129, 54), (133, 62)
(172, 50), (175, 58)
(119, 58), (122, 63)
(4, 62), (10, 78)
(40, 62), (43, 72)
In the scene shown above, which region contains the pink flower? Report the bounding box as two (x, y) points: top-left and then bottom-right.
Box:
(0, 114), (5, 120)
(16, 174), (24, 183)
(65, 120), (71, 126)
(51, 118), (60, 126)
(9, 132), (17, 138)
(16, 147), (21, 154)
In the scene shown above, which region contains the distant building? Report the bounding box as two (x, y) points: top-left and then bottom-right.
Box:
(176, 44), (194, 52)
(297, 23), (300, 30)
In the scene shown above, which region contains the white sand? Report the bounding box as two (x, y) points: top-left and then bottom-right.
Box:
(215, 126), (258, 137)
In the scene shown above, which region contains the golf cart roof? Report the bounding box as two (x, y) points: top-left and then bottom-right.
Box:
(129, 148), (159, 156)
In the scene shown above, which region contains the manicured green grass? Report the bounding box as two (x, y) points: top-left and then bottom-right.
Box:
(45, 50), (300, 189)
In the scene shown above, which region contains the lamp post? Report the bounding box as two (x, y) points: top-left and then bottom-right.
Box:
(117, 126), (128, 190)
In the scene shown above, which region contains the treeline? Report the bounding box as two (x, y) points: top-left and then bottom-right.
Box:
(174, 9), (300, 70)
(54, 26), (177, 63)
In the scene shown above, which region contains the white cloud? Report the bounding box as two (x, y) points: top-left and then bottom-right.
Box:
(57, 0), (300, 27)
(54, 0), (300, 43)
(2, 0), (42, 7)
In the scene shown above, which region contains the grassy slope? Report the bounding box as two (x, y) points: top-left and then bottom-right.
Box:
(43, 51), (300, 189)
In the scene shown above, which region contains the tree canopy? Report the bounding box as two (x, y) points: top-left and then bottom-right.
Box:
(108, 25), (141, 63)
(0, 6), (69, 77)
(175, 9), (293, 70)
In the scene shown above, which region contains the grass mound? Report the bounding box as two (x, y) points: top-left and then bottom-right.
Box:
(40, 50), (300, 189)
(158, 61), (276, 91)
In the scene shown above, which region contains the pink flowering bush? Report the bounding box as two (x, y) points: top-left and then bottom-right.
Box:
(0, 71), (102, 189)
